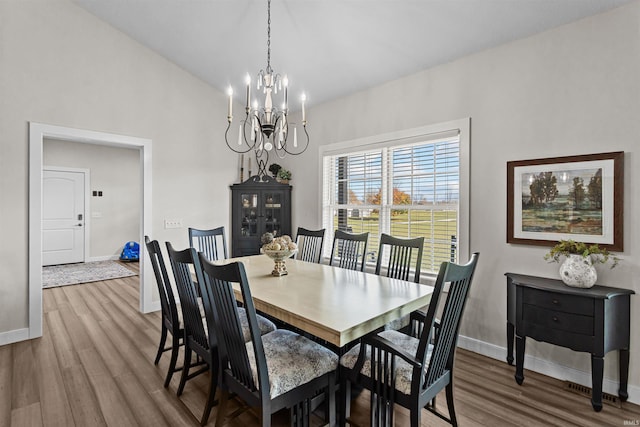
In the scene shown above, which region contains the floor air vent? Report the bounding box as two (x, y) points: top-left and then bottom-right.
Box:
(563, 381), (621, 408)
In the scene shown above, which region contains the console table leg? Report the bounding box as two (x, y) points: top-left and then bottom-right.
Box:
(591, 355), (604, 412)
(506, 322), (514, 365)
(619, 349), (630, 401)
(515, 335), (525, 385)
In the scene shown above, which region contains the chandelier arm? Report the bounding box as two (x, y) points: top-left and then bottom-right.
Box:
(280, 123), (310, 155)
(225, 118), (257, 154)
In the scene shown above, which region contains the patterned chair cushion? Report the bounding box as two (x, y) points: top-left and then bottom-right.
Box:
(237, 307), (277, 342)
(384, 314), (410, 331)
(182, 300), (276, 343)
(246, 329), (338, 398)
(339, 330), (433, 395)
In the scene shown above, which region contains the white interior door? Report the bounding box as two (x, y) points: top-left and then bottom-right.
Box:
(42, 169), (86, 266)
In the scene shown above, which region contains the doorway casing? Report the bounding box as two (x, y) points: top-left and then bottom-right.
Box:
(29, 122), (155, 340)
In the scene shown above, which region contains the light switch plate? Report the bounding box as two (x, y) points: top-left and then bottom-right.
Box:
(164, 218), (183, 229)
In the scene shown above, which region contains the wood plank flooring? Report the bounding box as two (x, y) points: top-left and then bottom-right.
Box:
(2, 262), (639, 426)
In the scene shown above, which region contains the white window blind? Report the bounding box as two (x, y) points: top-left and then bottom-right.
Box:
(322, 134), (462, 274)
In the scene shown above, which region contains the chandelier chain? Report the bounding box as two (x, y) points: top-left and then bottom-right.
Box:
(266, 0), (271, 70)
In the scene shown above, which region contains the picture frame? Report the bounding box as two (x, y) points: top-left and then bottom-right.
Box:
(507, 151), (624, 251)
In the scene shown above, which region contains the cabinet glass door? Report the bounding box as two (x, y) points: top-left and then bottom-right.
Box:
(240, 193), (259, 237)
(264, 192), (283, 236)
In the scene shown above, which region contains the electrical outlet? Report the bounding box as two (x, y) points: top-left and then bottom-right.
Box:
(164, 218), (183, 229)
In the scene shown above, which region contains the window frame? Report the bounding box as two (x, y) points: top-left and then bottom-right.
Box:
(319, 118), (471, 278)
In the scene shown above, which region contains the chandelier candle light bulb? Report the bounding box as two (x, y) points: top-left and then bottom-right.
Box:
(245, 73), (251, 110)
(227, 86), (233, 120)
(283, 75), (288, 111)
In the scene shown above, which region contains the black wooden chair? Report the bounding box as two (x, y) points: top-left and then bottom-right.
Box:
(196, 254), (339, 427)
(375, 233), (424, 283)
(166, 243), (217, 425)
(295, 227), (325, 264)
(375, 233), (425, 331)
(166, 243), (277, 425)
(189, 226), (228, 261)
(145, 236), (183, 388)
(329, 229), (369, 272)
(339, 253), (480, 427)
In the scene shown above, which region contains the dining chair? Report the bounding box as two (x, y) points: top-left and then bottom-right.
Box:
(188, 226), (228, 261)
(295, 227), (325, 263)
(165, 243), (217, 425)
(375, 233), (424, 283)
(166, 243), (277, 425)
(375, 233), (425, 331)
(145, 236), (183, 388)
(197, 254), (339, 427)
(339, 253), (480, 427)
(329, 229), (369, 272)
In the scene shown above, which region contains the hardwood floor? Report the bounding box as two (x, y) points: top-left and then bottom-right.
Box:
(2, 264), (639, 426)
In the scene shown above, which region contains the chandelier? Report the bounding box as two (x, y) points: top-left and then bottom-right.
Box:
(225, 0), (309, 180)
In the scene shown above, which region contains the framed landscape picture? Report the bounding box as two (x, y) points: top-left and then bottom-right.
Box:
(507, 151), (624, 251)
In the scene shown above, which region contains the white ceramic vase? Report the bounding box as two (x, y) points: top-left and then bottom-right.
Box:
(559, 254), (597, 288)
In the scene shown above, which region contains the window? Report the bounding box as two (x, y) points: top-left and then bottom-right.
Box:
(321, 120), (470, 275)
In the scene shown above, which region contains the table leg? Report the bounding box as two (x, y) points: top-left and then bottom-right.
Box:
(506, 322), (514, 365)
(515, 335), (525, 385)
(591, 355), (604, 412)
(619, 349), (630, 401)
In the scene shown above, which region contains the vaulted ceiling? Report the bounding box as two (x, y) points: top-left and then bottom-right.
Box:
(73, 0), (633, 108)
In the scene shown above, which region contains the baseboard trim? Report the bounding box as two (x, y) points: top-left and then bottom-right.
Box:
(144, 300), (161, 314)
(88, 255), (120, 262)
(457, 335), (639, 405)
(0, 328), (30, 346)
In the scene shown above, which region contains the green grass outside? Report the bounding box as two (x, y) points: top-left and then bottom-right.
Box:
(331, 209), (458, 273)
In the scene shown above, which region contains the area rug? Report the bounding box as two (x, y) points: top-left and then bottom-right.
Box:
(42, 260), (137, 288)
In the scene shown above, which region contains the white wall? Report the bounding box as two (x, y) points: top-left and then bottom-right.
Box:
(43, 139), (141, 260)
(0, 0), (237, 334)
(296, 1), (640, 399)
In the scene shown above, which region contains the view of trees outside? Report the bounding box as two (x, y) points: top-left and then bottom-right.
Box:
(521, 167), (603, 235)
(329, 139), (460, 272)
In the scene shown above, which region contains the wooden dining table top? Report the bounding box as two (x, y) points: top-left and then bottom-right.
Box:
(214, 254), (434, 348)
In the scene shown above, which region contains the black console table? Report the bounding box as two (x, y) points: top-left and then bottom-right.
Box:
(505, 273), (634, 411)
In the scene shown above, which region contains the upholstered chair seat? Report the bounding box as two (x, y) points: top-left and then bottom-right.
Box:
(340, 329), (432, 395)
(246, 329), (338, 398)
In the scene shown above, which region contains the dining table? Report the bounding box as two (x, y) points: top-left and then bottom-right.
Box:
(215, 254), (434, 349)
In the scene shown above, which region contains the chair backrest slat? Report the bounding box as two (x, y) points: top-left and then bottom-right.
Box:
(329, 229), (369, 272)
(295, 227), (325, 263)
(375, 234), (424, 283)
(189, 226), (228, 261)
(418, 253), (479, 390)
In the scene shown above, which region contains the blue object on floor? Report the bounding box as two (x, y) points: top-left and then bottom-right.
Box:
(120, 241), (140, 261)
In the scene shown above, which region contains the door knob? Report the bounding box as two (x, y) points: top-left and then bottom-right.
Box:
(77, 223), (83, 227)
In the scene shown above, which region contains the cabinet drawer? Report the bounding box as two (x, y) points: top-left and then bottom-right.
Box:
(525, 323), (595, 353)
(522, 304), (593, 335)
(522, 288), (594, 315)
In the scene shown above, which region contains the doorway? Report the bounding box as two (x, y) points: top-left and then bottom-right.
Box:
(28, 122), (154, 341)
